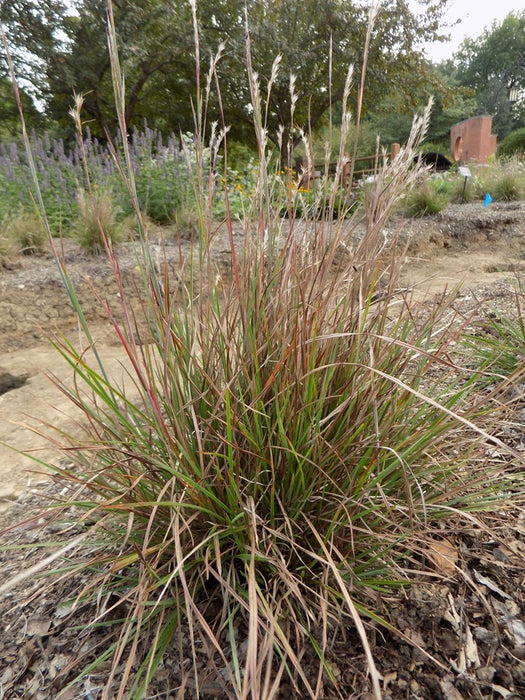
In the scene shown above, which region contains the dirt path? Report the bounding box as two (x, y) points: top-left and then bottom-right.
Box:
(399, 201), (525, 295)
(1, 202), (524, 510)
(0, 338), (138, 510)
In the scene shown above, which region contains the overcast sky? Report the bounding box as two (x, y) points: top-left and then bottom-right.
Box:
(413, 0), (521, 62)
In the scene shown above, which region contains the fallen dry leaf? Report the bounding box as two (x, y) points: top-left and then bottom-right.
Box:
(426, 537), (458, 576)
(440, 676), (466, 700)
(27, 616), (51, 637)
(473, 570), (511, 599)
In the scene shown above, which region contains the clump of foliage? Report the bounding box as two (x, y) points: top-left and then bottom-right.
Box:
(475, 160), (525, 201)
(464, 280), (525, 381)
(492, 172), (525, 201)
(33, 111), (500, 699)
(497, 127), (525, 159)
(1, 208), (47, 255)
(0, 124), (201, 234)
(73, 188), (133, 253)
(0, 216), (17, 265)
(128, 129), (198, 223)
(403, 176), (449, 216)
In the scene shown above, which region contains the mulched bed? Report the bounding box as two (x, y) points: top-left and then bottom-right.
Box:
(1, 457), (524, 699)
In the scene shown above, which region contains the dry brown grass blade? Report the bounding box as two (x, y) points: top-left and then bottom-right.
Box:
(303, 514), (383, 700)
(0, 532), (90, 597)
(243, 500), (260, 699)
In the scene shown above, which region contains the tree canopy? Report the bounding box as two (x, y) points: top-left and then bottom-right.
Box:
(455, 10), (525, 138)
(0, 0), (67, 98)
(199, 0), (451, 153)
(0, 77), (46, 138)
(45, 0), (197, 141)
(2, 0), (454, 148)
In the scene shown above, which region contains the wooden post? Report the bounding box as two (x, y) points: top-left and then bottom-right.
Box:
(342, 156), (351, 189)
(390, 142), (400, 161)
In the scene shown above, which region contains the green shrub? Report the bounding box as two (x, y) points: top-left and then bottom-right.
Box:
(128, 131), (202, 224)
(403, 177), (449, 216)
(473, 160), (525, 201)
(1, 209), (47, 255)
(134, 160), (185, 223)
(225, 140), (258, 170)
(497, 127), (525, 159)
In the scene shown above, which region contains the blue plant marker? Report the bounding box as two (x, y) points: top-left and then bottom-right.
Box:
(484, 192), (492, 207)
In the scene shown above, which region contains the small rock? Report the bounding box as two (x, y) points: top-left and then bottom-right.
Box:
(0, 486), (17, 501)
(475, 666), (495, 682)
(0, 367), (28, 395)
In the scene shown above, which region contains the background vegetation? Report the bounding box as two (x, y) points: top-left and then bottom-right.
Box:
(1, 2), (524, 156)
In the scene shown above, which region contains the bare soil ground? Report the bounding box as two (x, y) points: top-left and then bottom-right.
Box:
(1, 202), (525, 699)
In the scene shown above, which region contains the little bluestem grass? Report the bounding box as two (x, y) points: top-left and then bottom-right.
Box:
(2, 3), (524, 699)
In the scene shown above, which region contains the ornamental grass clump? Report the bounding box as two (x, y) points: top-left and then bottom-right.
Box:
(1, 209), (47, 256)
(0, 217), (17, 265)
(475, 159), (525, 202)
(491, 170), (525, 201)
(2, 4), (523, 699)
(463, 280), (525, 381)
(74, 187), (131, 253)
(403, 176), (449, 216)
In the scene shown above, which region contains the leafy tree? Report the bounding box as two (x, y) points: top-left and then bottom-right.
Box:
(46, 0), (196, 140)
(0, 77), (47, 139)
(455, 11), (525, 138)
(424, 60), (477, 149)
(365, 59), (476, 154)
(0, 0), (67, 99)
(7, 0), (455, 153)
(201, 0), (453, 157)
